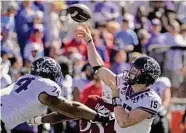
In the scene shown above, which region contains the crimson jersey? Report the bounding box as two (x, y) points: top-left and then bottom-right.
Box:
(80, 95), (115, 133)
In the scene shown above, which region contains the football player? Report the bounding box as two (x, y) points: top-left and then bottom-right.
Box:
(0, 57), (111, 132)
(78, 25), (162, 133)
(29, 83), (115, 133)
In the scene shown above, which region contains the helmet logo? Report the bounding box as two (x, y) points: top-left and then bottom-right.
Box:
(144, 58), (161, 79)
(30, 57), (63, 87)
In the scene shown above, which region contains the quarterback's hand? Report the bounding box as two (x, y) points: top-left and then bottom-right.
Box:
(77, 25), (93, 44)
(27, 116), (42, 126)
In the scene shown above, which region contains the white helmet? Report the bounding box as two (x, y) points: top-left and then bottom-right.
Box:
(102, 82), (112, 104)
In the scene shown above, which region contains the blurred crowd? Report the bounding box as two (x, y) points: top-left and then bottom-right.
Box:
(1, 1), (186, 133)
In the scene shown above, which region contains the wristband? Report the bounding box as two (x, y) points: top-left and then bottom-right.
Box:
(87, 39), (93, 44)
(112, 97), (122, 107)
(93, 66), (103, 73)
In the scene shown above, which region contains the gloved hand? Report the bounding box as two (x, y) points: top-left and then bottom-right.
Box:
(27, 116), (42, 126)
(91, 112), (115, 124)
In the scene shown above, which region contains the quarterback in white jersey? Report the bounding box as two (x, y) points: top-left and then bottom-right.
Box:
(79, 25), (162, 133)
(114, 73), (161, 133)
(0, 57), (112, 131)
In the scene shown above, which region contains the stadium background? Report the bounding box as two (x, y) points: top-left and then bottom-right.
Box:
(1, 1), (186, 133)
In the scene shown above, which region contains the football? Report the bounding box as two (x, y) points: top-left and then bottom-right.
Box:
(68, 4), (92, 23)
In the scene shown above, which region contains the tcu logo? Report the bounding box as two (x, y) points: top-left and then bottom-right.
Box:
(120, 83), (130, 95)
(144, 58), (160, 79)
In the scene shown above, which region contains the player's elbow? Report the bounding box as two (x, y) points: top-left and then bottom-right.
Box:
(118, 121), (128, 128)
(117, 119), (131, 128)
(38, 92), (53, 105)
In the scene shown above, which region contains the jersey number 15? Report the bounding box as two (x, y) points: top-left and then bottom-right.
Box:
(15, 77), (35, 93)
(150, 101), (158, 109)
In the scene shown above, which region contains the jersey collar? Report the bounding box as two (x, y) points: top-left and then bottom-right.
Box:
(126, 86), (150, 100)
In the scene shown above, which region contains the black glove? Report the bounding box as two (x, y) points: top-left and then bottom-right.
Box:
(92, 113), (114, 124)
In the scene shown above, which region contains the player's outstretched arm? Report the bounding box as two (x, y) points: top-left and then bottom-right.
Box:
(79, 25), (116, 88)
(114, 106), (149, 128)
(39, 92), (96, 120)
(42, 112), (76, 123)
(28, 112), (77, 125)
(38, 92), (111, 123)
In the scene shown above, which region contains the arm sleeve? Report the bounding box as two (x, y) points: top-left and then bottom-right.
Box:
(41, 80), (62, 97)
(29, 78), (62, 103)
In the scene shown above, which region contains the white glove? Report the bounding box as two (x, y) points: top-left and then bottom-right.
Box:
(109, 112), (115, 121)
(43, 123), (51, 131)
(27, 116), (42, 126)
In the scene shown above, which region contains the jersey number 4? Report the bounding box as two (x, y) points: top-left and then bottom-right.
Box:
(15, 77), (35, 93)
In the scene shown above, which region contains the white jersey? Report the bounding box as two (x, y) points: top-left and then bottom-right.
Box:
(1, 74), (61, 130)
(114, 74), (162, 133)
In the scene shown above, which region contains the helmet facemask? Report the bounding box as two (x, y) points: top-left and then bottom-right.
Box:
(123, 64), (142, 85)
(123, 63), (157, 86)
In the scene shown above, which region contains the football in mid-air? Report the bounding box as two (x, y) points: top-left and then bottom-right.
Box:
(68, 4), (92, 23)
